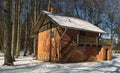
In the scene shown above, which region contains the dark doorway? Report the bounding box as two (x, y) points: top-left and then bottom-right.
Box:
(105, 49), (108, 60)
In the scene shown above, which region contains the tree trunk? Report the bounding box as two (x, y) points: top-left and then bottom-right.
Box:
(24, 0), (29, 56)
(48, 0), (51, 11)
(15, 0), (21, 58)
(0, 0), (2, 51)
(3, 0), (13, 66)
(23, 20), (28, 56)
(11, 0), (17, 61)
(73, 0), (80, 18)
(33, 0), (37, 57)
(37, 0), (41, 16)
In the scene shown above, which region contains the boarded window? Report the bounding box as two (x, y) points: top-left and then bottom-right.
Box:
(79, 31), (98, 44)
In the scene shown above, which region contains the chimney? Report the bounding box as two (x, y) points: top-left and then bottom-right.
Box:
(50, 7), (54, 13)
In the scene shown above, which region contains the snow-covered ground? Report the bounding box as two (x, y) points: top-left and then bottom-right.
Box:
(0, 52), (120, 73)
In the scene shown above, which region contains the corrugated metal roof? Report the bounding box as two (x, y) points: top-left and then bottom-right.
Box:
(42, 11), (106, 33)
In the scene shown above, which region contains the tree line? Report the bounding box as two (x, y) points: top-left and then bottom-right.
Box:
(0, 0), (120, 65)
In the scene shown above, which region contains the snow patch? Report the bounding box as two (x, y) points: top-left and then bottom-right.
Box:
(0, 52), (120, 73)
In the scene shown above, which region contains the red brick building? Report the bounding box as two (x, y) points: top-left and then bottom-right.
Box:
(32, 11), (111, 63)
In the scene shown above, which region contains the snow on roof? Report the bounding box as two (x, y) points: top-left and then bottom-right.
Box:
(42, 11), (106, 33)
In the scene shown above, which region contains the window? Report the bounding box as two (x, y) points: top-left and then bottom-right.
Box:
(80, 31), (85, 36)
(79, 31), (86, 43)
(79, 31), (98, 44)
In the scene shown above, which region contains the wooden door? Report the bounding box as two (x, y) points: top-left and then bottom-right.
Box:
(105, 49), (108, 60)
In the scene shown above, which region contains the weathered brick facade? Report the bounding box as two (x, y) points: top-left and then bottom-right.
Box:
(37, 28), (111, 63)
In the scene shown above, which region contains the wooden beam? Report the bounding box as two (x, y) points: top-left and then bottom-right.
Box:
(62, 45), (78, 62)
(77, 34), (79, 44)
(56, 27), (61, 36)
(57, 27), (67, 62)
(49, 22), (52, 61)
(40, 21), (51, 27)
(33, 14), (47, 33)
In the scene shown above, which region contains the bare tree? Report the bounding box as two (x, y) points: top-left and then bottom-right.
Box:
(101, 0), (119, 44)
(0, 0), (3, 51)
(33, 0), (37, 57)
(3, 0), (13, 66)
(15, 0), (22, 58)
(11, 0), (17, 61)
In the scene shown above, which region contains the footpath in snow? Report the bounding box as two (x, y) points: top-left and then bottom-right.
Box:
(0, 52), (120, 73)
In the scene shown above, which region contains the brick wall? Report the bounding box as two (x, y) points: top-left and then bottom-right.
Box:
(37, 28), (111, 62)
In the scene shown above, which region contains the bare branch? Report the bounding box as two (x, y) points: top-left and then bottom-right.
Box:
(0, 5), (7, 12)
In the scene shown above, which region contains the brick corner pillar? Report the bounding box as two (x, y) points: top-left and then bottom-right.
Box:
(101, 45), (112, 61)
(97, 45), (111, 61)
